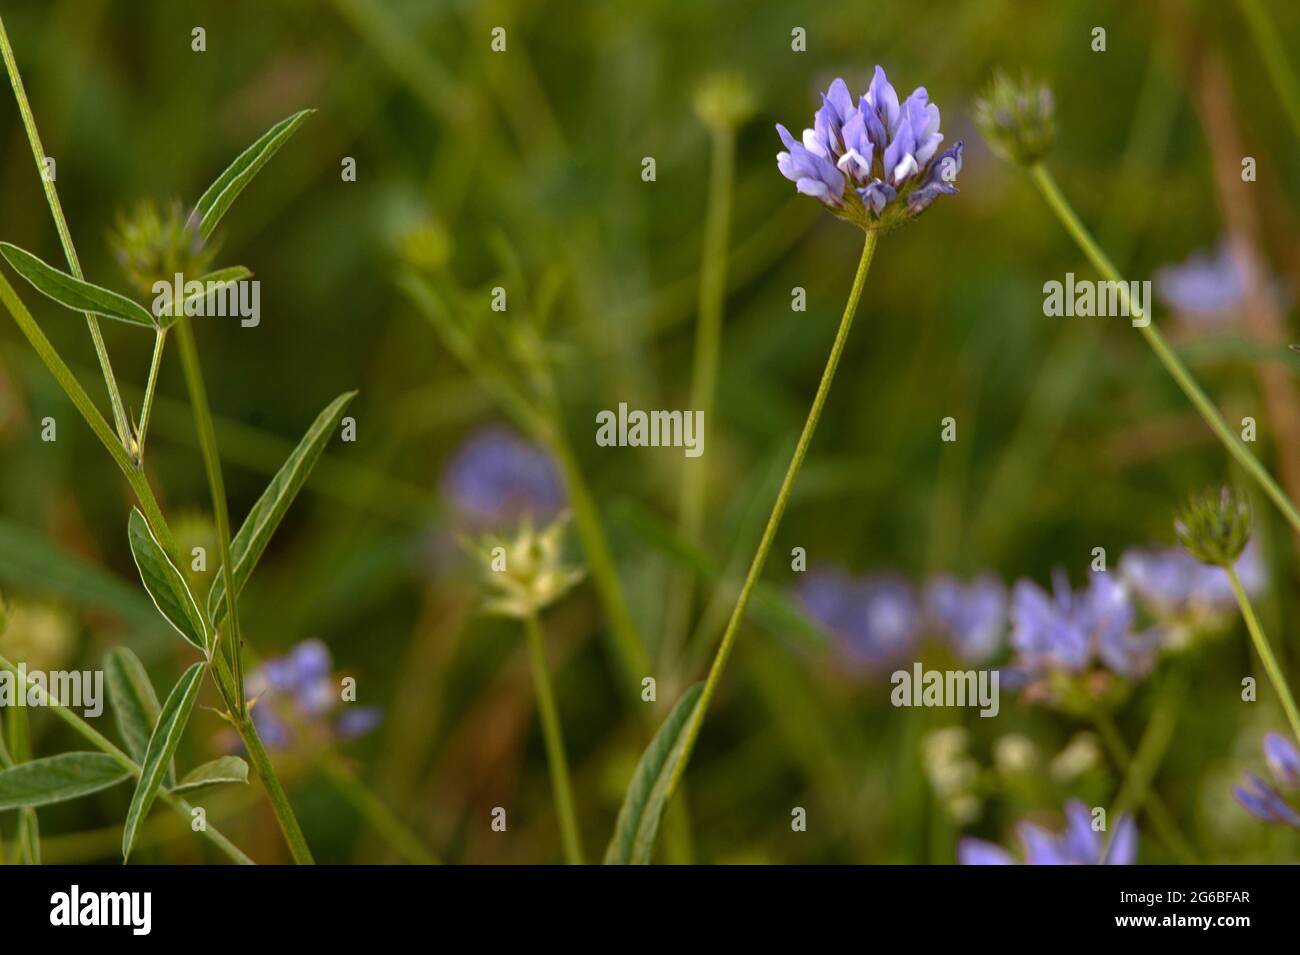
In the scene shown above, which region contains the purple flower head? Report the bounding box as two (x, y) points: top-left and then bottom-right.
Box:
(795, 569), (919, 675)
(776, 69), (961, 228)
(924, 573), (1007, 664)
(1120, 539), (1266, 623)
(1233, 732), (1300, 828)
(960, 800), (1137, 865)
(1010, 571), (1159, 683)
(336, 705), (384, 740)
(443, 427), (566, 529)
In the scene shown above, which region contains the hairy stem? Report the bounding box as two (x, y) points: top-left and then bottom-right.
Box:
(1227, 564), (1300, 745)
(0, 13), (132, 450)
(0, 653), (253, 864)
(523, 611), (584, 864)
(664, 229), (879, 804)
(1029, 163), (1300, 537)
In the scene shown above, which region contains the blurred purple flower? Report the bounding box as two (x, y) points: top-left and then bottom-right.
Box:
(1153, 240), (1248, 330)
(1010, 571), (1159, 680)
(443, 427), (566, 528)
(1234, 732), (1300, 828)
(776, 68), (961, 224)
(795, 569), (919, 674)
(960, 800), (1137, 865)
(246, 639), (382, 751)
(1120, 539), (1266, 622)
(924, 574), (1007, 664)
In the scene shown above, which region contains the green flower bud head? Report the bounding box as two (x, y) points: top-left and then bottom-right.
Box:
(693, 70), (757, 131)
(108, 198), (217, 297)
(974, 69), (1056, 167)
(469, 515), (585, 619)
(1175, 487), (1252, 566)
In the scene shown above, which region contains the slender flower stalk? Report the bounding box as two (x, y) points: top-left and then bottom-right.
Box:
(663, 76), (748, 669)
(1028, 163), (1300, 536)
(524, 611), (584, 864)
(665, 229), (879, 801)
(320, 752), (440, 864)
(135, 329), (167, 463)
(0, 652), (254, 864)
(1227, 565), (1300, 746)
(0, 14), (133, 451)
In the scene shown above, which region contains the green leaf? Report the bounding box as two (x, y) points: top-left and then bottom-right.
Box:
(170, 756), (248, 795)
(191, 110), (313, 241)
(0, 242), (156, 327)
(158, 265), (254, 329)
(604, 683), (703, 865)
(122, 662), (205, 861)
(104, 647), (172, 785)
(0, 753), (131, 810)
(208, 391), (356, 627)
(127, 508), (208, 653)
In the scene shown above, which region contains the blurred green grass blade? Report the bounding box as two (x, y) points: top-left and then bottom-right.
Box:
(163, 266), (253, 329)
(604, 682), (702, 865)
(192, 110), (313, 241)
(127, 508), (208, 653)
(104, 647), (170, 784)
(0, 753), (131, 810)
(171, 755), (248, 795)
(0, 518), (156, 625)
(208, 391), (356, 627)
(0, 242), (155, 327)
(122, 662), (205, 861)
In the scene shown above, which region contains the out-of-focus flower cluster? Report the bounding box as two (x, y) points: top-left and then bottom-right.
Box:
(443, 426), (566, 530)
(241, 639), (382, 752)
(794, 540), (1264, 696)
(775, 67), (962, 229)
(1234, 731), (1300, 828)
(108, 198), (216, 297)
(959, 799), (1136, 865)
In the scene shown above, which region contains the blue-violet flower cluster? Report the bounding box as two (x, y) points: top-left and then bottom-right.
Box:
(776, 68), (962, 229)
(959, 800), (1137, 865)
(1234, 731), (1300, 828)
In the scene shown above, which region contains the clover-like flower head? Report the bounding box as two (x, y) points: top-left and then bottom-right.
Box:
(973, 69), (1055, 167)
(776, 68), (962, 231)
(470, 515), (584, 619)
(108, 198), (216, 297)
(1175, 487), (1252, 567)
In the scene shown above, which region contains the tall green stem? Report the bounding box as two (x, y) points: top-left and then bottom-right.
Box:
(664, 229), (879, 802)
(663, 122), (737, 669)
(320, 752), (439, 864)
(171, 316), (245, 715)
(1029, 163), (1300, 536)
(523, 611), (584, 864)
(1226, 564), (1300, 745)
(0, 652), (253, 864)
(0, 14), (132, 451)
(233, 713), (315, 864)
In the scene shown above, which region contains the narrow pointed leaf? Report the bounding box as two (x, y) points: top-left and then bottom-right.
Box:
(104, 647), (173, 785)
(127, 508), (208, 652)
(604, 683), (703, 864)
(0, 753), (131, 810)
(160, 266), (254, 329)
(192, 110), (313, 240)
(208, 391), (356, 627)
(122, 662), (205, 860)
(170, 756), (248, 795)
(0, 242), (155, 327)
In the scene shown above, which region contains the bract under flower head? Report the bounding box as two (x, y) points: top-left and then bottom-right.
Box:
(776, 68), (962, 231)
